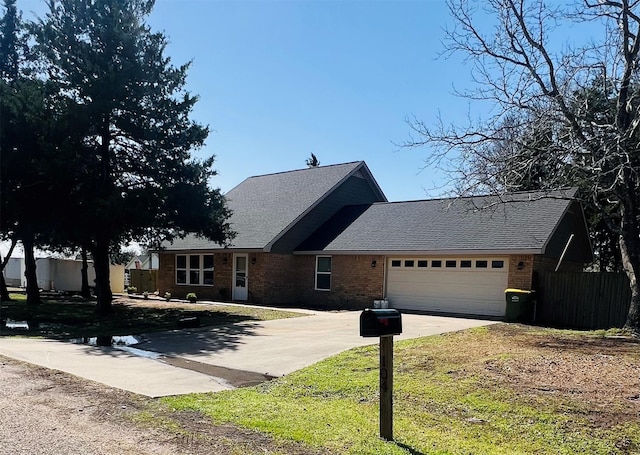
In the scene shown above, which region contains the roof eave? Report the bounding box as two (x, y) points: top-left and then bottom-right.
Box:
(157, 247), (264, 254)
(294, 248), (543, 256)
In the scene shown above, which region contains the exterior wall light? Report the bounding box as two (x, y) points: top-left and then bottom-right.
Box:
(371, 260), (377, 268)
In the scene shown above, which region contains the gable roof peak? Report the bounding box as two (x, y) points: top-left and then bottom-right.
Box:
(163, 160), (386, 252)
(245, 160), (364, 180)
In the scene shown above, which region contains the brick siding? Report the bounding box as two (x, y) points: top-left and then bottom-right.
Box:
(159, 251), (585, 308)
(250, 253), (299, 304)
(238, 253), (385, 309)
(292, 254), (385, 309)
(507, 254), (586, 292)
(158, 252), (383, 308)
(507, 255), (535, 290)
(157, 252), (233, 301)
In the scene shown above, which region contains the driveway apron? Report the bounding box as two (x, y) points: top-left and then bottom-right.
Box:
(0, 306), (495, 397)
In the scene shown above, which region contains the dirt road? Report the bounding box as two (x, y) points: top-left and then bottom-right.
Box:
(0, 356), (324, 455)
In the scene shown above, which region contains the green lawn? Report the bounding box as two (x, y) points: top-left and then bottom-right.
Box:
(0, 293), (301, 338)
(163, 325), (639, 455)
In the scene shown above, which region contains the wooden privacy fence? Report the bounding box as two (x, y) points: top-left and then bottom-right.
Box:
(537, 272), (631, 330)
(129, 269), (158, 293)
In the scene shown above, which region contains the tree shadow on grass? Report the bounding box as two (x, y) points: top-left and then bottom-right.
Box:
(0, 298), (266, 345)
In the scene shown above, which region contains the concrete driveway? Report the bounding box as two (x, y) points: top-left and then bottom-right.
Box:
(0, 305), (496, 397)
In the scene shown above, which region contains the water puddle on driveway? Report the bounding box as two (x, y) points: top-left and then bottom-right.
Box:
(4, 319), (30, 329)
(70, 335), (162, 359)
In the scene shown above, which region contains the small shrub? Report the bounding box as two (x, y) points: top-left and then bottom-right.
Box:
(164, 292), (171, 301)
(127, 286), (137, 294)
(143, 291), (149, 299)
(186, 292), (197, 303)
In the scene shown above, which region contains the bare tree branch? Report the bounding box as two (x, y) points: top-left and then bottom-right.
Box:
(403, 0), (640, 331)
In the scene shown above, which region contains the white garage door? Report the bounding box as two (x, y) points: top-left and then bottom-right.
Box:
(386, 257), (509, 317)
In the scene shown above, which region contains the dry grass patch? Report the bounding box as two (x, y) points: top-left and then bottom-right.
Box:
(475, 325), (640, 427)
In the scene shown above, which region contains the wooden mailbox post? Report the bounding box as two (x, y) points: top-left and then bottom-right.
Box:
(360, 308), (402, 441)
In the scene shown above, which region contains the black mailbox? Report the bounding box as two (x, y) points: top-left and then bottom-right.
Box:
(360, 308), (402, 337)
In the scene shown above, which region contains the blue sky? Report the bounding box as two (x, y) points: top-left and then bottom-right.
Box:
(19, 0), (477, 202)
(145, 0), (469, 202)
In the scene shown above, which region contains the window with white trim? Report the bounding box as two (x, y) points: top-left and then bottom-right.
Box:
(176, 254), (214, 285)
(315, 256), (332, 291)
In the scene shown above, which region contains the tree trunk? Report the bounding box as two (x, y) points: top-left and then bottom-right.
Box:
(22, 237), (41, 306)
(0, 239), (18, 301)
(618, 197), (640, 334)
(80, 248), (91, 299)
(620, 236), (640, 333)
(625, 285), (640, 334)
(92, 116), (113, 316)
(0, 268), (10, 301)
(92, 240), (112, 315)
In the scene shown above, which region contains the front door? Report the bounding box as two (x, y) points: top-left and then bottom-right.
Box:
(233, 254), (248, 301)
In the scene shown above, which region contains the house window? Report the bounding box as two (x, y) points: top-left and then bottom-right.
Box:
(404, 260), (415, 268)
(189, 255), (200, 284)
(492, 260), (505, 269)
(316, 256), (332, 291)
(176, 254), (214, 286)
(461, 260), (472, 268)
(417, 260), (428, 268)
(203, 255), (214, 285)
(446, 260), (457, 268)
(391, 260), (401, 267)
(432, 260), (442, 268)
(476, 260), (488, 268)
(176, 255), (187, 284)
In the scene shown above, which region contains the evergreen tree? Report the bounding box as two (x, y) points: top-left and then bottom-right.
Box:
(36, 0), (232, 314)
(0, 0), (57, 305)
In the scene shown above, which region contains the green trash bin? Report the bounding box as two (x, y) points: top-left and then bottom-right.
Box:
(504, 289), (535, 322)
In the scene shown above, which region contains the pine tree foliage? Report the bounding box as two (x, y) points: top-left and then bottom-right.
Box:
(1, 0), (232, 312)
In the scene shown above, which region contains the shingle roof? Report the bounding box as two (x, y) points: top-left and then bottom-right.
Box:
(165, 161), (373, 250)
(297, 189), (578, 254)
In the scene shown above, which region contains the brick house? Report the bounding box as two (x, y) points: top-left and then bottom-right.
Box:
(157, 161), (592, 317)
